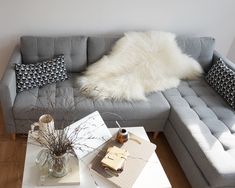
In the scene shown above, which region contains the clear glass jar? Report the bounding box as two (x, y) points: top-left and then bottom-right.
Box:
(48, 153), (69, 178)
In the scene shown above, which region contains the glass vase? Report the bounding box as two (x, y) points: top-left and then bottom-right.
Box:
(48, 153), (69, 178)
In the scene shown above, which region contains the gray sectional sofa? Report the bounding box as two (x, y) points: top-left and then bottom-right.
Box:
(0, 34), (235, 188)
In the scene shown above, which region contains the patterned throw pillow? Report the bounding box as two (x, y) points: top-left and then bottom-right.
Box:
(15, 55), (68, 92)
(205, 58), (235, 109)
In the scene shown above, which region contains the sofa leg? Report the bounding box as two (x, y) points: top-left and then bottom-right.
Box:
(153, 132), (159, 140)
(11, 133), (16, 141)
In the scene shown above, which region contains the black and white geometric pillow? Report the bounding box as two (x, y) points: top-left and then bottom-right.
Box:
(205, 58), (235, 109)
(15, 55), (68, 92)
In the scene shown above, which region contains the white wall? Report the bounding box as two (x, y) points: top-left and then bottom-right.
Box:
(1, 0), (235, 79)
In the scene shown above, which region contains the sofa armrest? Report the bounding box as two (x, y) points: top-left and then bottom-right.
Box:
(212, 50), (235, 71)
(0, 45), (21, 133)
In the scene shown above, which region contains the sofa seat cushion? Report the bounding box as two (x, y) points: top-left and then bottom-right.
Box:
(163, 79), (235, 187)
(13, 74), (170, 131)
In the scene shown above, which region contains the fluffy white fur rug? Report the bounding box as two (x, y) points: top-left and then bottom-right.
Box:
(78, 31), (203, 101)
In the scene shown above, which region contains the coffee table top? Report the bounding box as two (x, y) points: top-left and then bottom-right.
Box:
(22, 127), (171, 188)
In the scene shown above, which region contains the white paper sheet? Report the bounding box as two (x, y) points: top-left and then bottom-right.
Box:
(65, 111), (112, 159)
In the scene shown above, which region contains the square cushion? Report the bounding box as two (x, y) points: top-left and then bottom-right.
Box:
(15, 55), (68, 92)
(205, 58), (235, 109)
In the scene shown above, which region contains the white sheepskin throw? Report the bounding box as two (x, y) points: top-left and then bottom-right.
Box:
(78, 31), (203, 101)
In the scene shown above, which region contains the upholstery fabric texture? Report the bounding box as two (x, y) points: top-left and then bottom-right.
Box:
(20, 36), (88, 73)
(206, 58), (235, 109)
(13, 74), (170, 132)
(0, 46), (20, 133)
(176, 35), (215, 72)
(15, 55), (68, 92)
(213, 51), (235, 72)
(87, 36), (121, 64)
(164, 121), (210, 188)
(163, 78), (235, 187)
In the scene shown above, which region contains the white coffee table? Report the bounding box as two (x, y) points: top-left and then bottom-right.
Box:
(22, 127), (171, 188)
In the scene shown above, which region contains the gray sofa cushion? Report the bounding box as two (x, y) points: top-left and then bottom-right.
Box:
(87, 35), (215, 72)
(163, 79), (235, 187)
(87, 36), (121, 64)
(176, 36), (215, 72)
(213, 51), (235, 72)
(13, 73), (170, 132)
(20, 36), (88, 73)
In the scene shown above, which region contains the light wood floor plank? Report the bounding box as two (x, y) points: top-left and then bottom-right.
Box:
(0, 141), (17, 162)
(149, 132), (191, 188)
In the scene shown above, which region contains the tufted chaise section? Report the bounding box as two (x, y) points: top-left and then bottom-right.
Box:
(163, 78), (235, 187)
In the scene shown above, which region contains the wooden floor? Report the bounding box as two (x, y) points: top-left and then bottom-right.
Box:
(148, 133), (191, 188)
(0, 108), (191, 188)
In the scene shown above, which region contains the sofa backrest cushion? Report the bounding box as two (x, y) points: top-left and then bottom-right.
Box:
(213, 51), (235, 72)
(87, 36), (121, 65)
(88, 35), (215, 72)
(20, 36), (88, 73)
(176, 36), (215, 72)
